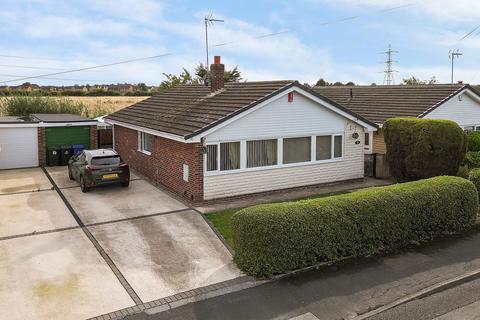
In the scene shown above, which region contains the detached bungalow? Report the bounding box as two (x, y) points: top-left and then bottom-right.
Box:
(106, 56), (377, 202)
(314, 84), (480, 154)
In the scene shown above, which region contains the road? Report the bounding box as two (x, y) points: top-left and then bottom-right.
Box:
(366, 276), (480, 320)
(127, 230), (480, 320)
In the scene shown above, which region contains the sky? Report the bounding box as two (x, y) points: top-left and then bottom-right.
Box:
(2, 0), (480, 86)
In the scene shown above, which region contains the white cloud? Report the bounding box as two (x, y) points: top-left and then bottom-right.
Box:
(311, 0), (480, 22)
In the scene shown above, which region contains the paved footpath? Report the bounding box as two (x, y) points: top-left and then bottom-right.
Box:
(365, 275), (480, 319)
(127, 230), (480, 320)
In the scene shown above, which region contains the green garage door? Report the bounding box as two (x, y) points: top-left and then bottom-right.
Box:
(45, 126), (91, 148)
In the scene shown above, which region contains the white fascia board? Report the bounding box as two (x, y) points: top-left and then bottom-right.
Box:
(105, 119), (197, 143)
(194, 85), (377, 140)
(0, 123), (40, 128)
(460, 88), (480, 104)
(39, 121), (97, 127)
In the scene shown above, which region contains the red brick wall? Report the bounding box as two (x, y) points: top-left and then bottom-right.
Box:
(90, 126), (98, 149)
(37, 127), (46, 166)
(114, 125), (204, 201)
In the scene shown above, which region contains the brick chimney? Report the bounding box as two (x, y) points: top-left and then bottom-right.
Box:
(210, 56), (225, 92)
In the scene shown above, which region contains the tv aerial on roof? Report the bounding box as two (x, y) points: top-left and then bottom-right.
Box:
(204, 12), (224, 71)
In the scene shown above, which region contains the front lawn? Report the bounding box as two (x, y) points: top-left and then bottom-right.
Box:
(206, 191), (349, 249)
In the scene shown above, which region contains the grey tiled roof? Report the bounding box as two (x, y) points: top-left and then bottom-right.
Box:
(106, 81), (296, 138)
(313, 84), (468, 125)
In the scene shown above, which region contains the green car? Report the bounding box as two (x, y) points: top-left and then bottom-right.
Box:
(68, 149), (130, 193)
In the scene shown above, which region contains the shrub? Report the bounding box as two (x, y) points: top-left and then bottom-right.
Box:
(231, 176), (478, 278)
(468, 168), (480, 194)
(0, 95), (112, 118)
(458, 165), (470, 179)
(383, 118), (466, 182)
(467, 131), (480, 152)
(464, 151), (480, 168)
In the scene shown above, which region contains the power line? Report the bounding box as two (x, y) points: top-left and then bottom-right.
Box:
(460, 25), (480, 41)
(0, 73), (116, 83)
(0, 3), (414, 85)
(213, 3), (412, 47)
(0, 54), (61, 61)
(0, 64), (76, 71)
(214, 30), (290, 47)
(0, 52), (175, 84)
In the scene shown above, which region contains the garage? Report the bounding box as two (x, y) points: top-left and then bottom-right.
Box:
(45, 126), (91, 149)
(0, 114), (97, 169)
(0, 125), (38, 170)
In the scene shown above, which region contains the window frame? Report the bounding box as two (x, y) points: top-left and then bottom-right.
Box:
(204, 132), (345, 176)
(246, 138), (278, 169)
(138, 131), (153, 155)
(364, 131), (373, 153)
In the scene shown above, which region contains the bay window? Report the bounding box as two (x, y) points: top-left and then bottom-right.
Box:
(205, 133), (344, 174)
(283, 137), (311, 164)
(247, 139), (277, 168)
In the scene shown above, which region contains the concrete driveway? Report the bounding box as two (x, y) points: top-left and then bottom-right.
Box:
(0, 167), (240, 320)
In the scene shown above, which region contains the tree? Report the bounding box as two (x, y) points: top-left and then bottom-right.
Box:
(402, 76), (438, 85)
(194, 64), (242, 83)
(315, 78), (355, 86)
(159, 68), (200, 89)
(316, 78), (329, 86)
(160, 64), (242, 89)
(137, 83), (148, 91)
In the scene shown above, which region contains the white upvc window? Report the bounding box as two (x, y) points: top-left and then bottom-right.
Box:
(364, 131), (373, 153)
(315, 134), (343, 161)
(206, 141), (241, 172)
(204, 133), (345, 175)
(246, 139), (278, 168)
(138, 131), (153, 155)
(283, 137), (312, 164)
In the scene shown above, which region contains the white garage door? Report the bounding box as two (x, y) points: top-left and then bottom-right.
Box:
(0, 127), (38, 169)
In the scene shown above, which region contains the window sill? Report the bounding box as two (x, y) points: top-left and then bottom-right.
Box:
(138, 149), (152, 156)
(205, 157), (344, 177)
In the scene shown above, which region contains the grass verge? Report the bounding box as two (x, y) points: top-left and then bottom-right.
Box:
(206, 190), (350, 249)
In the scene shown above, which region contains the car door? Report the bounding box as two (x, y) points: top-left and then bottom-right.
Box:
(72, 152), (86, 180)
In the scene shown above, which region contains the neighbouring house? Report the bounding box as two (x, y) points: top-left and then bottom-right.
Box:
(105, 56), (377, 202)
(0, 114), (97, 169)
(314, 84), (480, 155)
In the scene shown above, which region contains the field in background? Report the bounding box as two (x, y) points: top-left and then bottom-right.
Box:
(63, 96), (149, 112)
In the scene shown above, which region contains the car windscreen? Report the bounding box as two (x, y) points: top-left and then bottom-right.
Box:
(91, 155), (121, 166)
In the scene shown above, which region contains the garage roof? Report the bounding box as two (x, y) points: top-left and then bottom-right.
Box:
(31, 113), (97, 123)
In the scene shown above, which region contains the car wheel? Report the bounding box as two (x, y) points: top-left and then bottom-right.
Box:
(121, 180), (130, 188)
(68, 167), (74, 180)
(80, 175), (89, 193)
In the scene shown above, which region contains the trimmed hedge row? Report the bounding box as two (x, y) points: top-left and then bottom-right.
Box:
(464, 151), (480, 168)
(469, 168), (480, 194)
(231, 176), (478, 278)
(467, 131), (480, 152)
(383, 118), (466, 181)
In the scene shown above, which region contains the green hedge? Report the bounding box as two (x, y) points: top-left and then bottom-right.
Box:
(469, 169), (480, 194)
(231, 176), (478, 278)
(465, 151), (480, 168)
(467, 132), (480, 152)
(383, 118), (466, 181)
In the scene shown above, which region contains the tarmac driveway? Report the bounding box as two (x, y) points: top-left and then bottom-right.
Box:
(0, 167), (240, 320)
